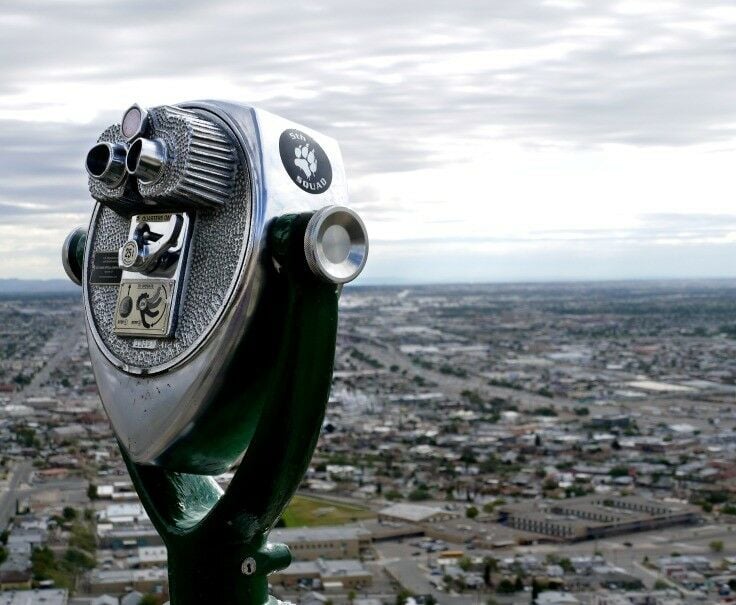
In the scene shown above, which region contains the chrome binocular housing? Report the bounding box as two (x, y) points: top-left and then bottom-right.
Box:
(63, 100), (368, 473)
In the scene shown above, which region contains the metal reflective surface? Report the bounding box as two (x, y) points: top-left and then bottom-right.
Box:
(68, 99), (369, 604)
(83, 101), (351, 469)
(126, 137), (166, 183)
(304, 205), (369, 284)
(86, 141), (128, 187)
(61, 226), (86, 286)
(121, 103), (150, 141)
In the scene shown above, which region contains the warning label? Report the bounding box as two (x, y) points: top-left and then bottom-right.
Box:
(114, 280), (175, 338)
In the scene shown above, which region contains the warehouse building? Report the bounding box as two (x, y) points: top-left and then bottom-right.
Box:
(378, 503), (459, 524)
(85, 568), (168, 595)
(0, 590), (68, 605)
(270, 526), (372, 560)
(270, 558), (372, 590)
(498, 495), (698, 542)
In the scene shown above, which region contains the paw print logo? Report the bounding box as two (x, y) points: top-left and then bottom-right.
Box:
(294, 144), (318, 180)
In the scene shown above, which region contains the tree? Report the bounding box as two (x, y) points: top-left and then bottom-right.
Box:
(347, 591), (356, 605)
(69, 522), (96, 553)
(654, 579), (670, 590)
(532, 577), (545, 600)
(63, 548), (95, 570)
(16, 426), (38, 448)
(559, 558), (574, 574)
(460, 447), (477, 464)
(542, 479), (558, 491)
(710, 540), (724, 553)
(483, 501), (496, 513)
(466, 506), (479, 519)
(483, 557), (498, 587)
(140, 596), (159, 605)
(87, 483), (98, 500)
(409, 487), (430, 501)
(31, 546), (57, 581)
(721, 504), (736, 515)
(62, 507), (77, 521)
(496, 579), (515, 594)
(514, 576), (523, 591)
(396, 589), (413, 605)
(0, 545), (7, 565)
(459, 556), (472, 572)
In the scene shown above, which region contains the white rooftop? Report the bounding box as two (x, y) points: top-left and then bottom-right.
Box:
(0, 590), (68, 605)
(379, 503), (452, 522)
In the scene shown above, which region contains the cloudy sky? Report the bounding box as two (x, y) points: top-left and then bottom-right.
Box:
(2, 0), (736, 283)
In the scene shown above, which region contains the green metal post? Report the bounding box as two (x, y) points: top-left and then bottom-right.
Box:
(120, 213), (340, 604)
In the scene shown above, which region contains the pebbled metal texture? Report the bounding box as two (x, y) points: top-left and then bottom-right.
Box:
(139, 106), (236, 208)
(88, 125), (142, 212)
(86, 138), (251, 372)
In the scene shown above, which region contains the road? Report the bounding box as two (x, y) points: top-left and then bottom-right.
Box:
(359, 340), (582, 412)
(21, 314), (83, 398)
(0, 460), (32, 529)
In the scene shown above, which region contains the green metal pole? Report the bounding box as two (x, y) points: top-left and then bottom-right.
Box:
(120, 213), (340, 604)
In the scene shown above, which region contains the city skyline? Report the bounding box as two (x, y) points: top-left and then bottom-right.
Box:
(2, 281), (736, 602)
(2, 1), (736, 283)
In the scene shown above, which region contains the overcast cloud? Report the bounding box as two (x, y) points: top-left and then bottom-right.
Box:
(1, 0), (735, 281)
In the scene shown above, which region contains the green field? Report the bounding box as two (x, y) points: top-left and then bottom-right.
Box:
(281, 495), (375, 527)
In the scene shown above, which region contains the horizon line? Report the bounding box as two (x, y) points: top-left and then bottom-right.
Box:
(3, 275), (736, 289)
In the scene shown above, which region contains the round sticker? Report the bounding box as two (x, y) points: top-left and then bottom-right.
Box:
(120, 240), (139, 268)
(279, 129), (332, 194)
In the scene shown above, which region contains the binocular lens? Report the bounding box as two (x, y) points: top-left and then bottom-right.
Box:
(85, 142), (127, 187)
(86, 143), (111, 177)
(126, 138), (166, 183)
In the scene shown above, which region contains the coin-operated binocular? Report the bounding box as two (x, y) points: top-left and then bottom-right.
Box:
(62, 101), (368, 605)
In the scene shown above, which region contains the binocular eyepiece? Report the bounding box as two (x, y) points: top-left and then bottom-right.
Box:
(85, 105), (161, 186)
(85, 141), (127, 187)
(85, 103), (237, 212)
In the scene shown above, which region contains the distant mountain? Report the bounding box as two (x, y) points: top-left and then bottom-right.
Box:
(0, 279), (80, 294)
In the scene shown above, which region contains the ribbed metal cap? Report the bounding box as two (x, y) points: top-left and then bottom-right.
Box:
(61, 226), (86, 286)
(304, 206), (368, 284)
